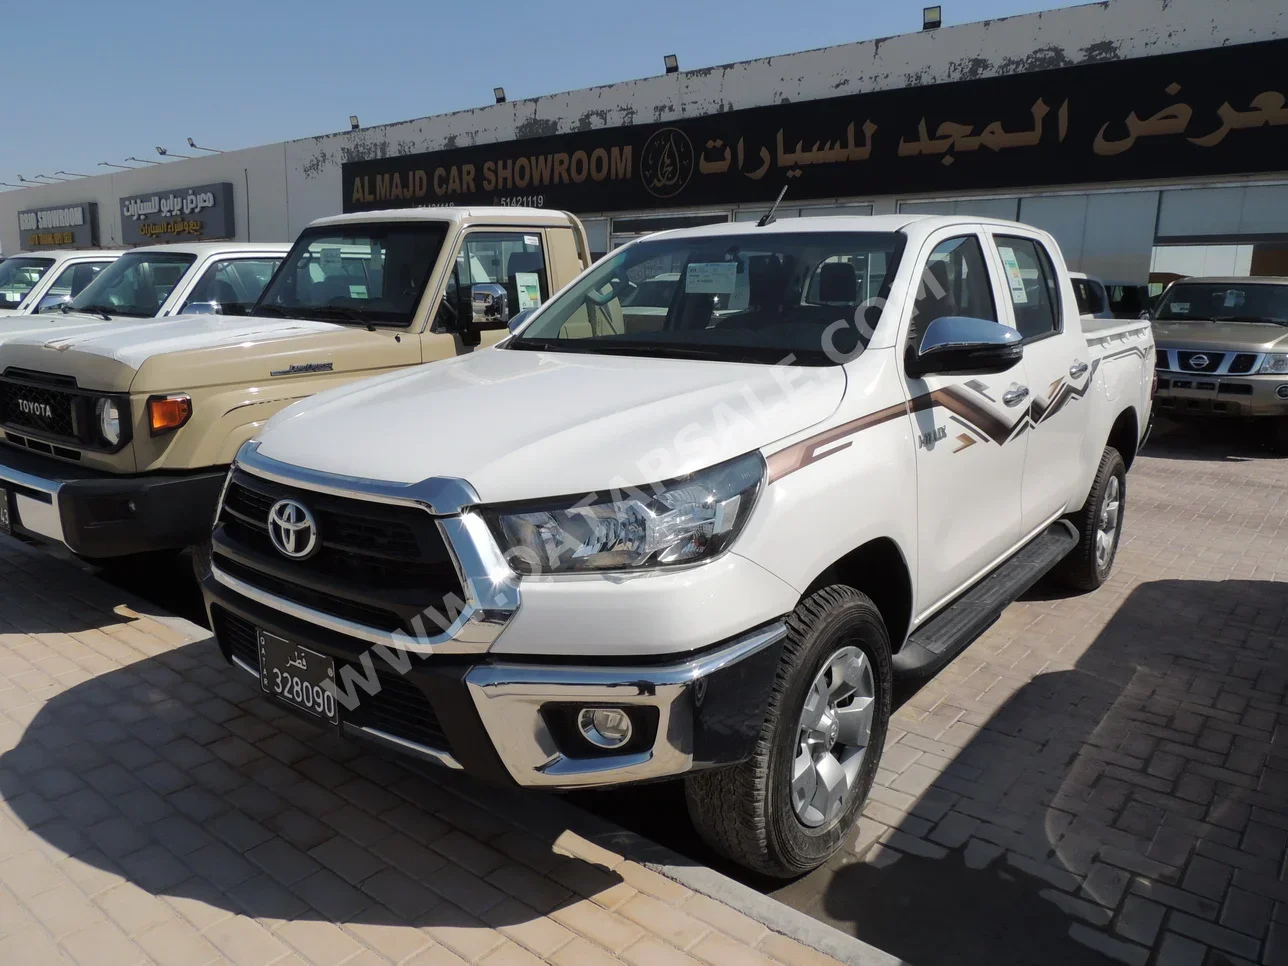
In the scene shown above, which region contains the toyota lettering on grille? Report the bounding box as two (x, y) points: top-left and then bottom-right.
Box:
(268, 499), (320, 560)
(15, 399), (54, 420)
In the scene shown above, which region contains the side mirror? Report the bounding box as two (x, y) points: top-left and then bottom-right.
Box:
(907, 316), (1023, 379)
(507, 307), (535, 333)
(35, 293), (70, 314)
(471, 282), (509, 327)
(184, 301), (221, 316)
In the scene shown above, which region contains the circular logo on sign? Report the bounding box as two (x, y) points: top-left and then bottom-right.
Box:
(640, 128), (695, 199)
(268, 499), (320, 560)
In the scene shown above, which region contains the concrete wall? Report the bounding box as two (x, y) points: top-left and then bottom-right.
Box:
(281, 0), (1288, 233)
(0, 144), (288, 255)
(1, 0), (1285, 252)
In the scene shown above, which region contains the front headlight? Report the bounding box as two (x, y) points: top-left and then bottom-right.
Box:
(97, 398), (121, 446)
(487, 451), (765, 575)
(1259, 353), (1288, 375)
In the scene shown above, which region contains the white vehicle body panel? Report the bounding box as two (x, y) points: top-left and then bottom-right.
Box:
(0, 249), (123, 319)
(241, 214), (1153, 662)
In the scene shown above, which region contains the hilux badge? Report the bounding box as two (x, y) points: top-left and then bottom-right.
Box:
(918, 426), (947, 449)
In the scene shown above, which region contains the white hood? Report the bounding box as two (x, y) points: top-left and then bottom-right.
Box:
(0, 314), (118, 344)
(8, 312), (341, 366)
(258, 347), (846, 503)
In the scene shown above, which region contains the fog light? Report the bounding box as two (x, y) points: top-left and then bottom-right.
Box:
(1277, 385), (1288, 399)
(577, 708), (632, 749)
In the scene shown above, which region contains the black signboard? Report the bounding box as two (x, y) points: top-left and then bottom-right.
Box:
(17, 203), (99, 250)
(343, 38), (1288, 215)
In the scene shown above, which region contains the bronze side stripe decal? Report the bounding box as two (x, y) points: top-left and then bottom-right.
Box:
(766, 341), (1151, 483)
(766, 401), (909, 482)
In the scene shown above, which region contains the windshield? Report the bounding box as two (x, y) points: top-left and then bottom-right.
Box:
(69, 251), (197, 318)
(508, 230), (905, 365)
(1154, 281), (1288, 324)
(254, 222), (448, 328)
(0, 257), (54, 307)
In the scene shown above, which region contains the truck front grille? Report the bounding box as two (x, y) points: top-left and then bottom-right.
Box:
(1177, 351), (1224, 373)
(0, 381), (79, 439)
(213, 469), (465, 637)
(0, 368), (130, 454)
(213, 607), (451, 753)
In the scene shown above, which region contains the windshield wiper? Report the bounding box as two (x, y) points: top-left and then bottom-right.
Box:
(1210, 316), (1286, 325)
(254, 304), (299, 320)
(306, 306), (377, 332)
(66, 303), (110, 321)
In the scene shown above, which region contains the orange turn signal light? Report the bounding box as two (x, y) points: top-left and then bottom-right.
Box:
(148, 394), (192, 436)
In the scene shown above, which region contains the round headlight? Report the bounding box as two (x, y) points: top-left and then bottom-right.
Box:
(97, 398), (121, 446)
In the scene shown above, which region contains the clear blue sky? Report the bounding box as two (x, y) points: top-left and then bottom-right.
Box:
(6, 0), (1082, 181)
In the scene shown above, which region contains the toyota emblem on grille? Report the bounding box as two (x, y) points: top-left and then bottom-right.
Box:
(1189, 354), (1211, 369)
(268, 499), (319, 559)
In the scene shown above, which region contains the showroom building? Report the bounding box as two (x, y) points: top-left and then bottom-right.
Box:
(1, 0), (1286, 287)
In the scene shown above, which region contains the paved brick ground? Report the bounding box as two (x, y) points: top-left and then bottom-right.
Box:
(773, 423), (1288, 966)
(0, 544), (856, 965)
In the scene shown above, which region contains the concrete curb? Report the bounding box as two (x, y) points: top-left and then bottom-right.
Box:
(431, 766), (909, 966)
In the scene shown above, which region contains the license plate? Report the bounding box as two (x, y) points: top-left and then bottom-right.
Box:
(258, 631), (338, 724)
(0, 488), (10, 536)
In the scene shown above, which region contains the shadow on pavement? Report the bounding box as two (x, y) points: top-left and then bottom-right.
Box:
(1144, 416), (1287, 463)
(0, 636), (625, 932)
(799, 578), (1287, 966)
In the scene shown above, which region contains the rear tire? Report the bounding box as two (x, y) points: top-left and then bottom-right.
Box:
(684, 585), (892, 878)
(1053, 446), (1126, 592)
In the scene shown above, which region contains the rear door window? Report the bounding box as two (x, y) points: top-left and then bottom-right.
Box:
(991, 236), (1061, 340)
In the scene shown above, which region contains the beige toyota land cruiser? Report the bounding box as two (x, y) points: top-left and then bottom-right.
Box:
(0, 207), (591, 563)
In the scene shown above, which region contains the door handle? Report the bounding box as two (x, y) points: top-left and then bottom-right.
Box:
(1069, 360), (1089, 379)
(1002, 385), (1030, 407)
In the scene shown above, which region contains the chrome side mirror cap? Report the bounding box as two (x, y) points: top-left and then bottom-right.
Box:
(908, 315), (1024, 379)
(471, 282), (509, 326)
(35, 293), (70, 314)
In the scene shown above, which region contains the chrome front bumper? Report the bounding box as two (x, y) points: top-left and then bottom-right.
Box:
(464, 621), (787, 788)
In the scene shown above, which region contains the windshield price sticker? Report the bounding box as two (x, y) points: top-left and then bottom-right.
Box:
(524, 235), (540, 247)
(685, 261), (738, 294)
(1172, 302), (1190, 313)
(997, 246), (1029, 305)
(515, 272), (542, 310)
(348, 284), (368, 299)
(1224, 289), (1244, 308)
(319, 246), (343, 274)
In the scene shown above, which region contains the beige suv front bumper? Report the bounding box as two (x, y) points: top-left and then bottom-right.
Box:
(1155, 369), (1288, 418)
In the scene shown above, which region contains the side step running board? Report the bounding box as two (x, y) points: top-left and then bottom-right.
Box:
(892, 520), (1078, 680)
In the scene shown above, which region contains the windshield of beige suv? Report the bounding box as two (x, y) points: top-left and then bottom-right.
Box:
(68, 250), (196, 318)
(507, 231), (905, 365)
(0, 256), (54, 307)
(253, 222), (448, 328)
(1154, 281), (1288, 324)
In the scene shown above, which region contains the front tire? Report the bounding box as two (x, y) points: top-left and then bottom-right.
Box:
(684, 585), (892, 878)
(1054, 446), (1126, 592)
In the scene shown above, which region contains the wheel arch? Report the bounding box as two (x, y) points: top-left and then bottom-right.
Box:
(1107, 406), (1140, 469)
(803, 537), (914, 651)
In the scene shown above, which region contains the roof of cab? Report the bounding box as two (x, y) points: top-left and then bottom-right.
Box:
(122, 241), (291, 257)
(1170, 275), (1288, 285)
(638, 213), (1045, 243)
(310, 207), (581, 229)
(10, 248), (125, 260)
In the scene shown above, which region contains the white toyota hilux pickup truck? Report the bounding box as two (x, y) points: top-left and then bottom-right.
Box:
(202, 214), (1153, 876)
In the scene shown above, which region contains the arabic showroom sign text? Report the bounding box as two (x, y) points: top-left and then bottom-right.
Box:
(118, 182), (236, 245)
(343, 38), (1288, 213)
